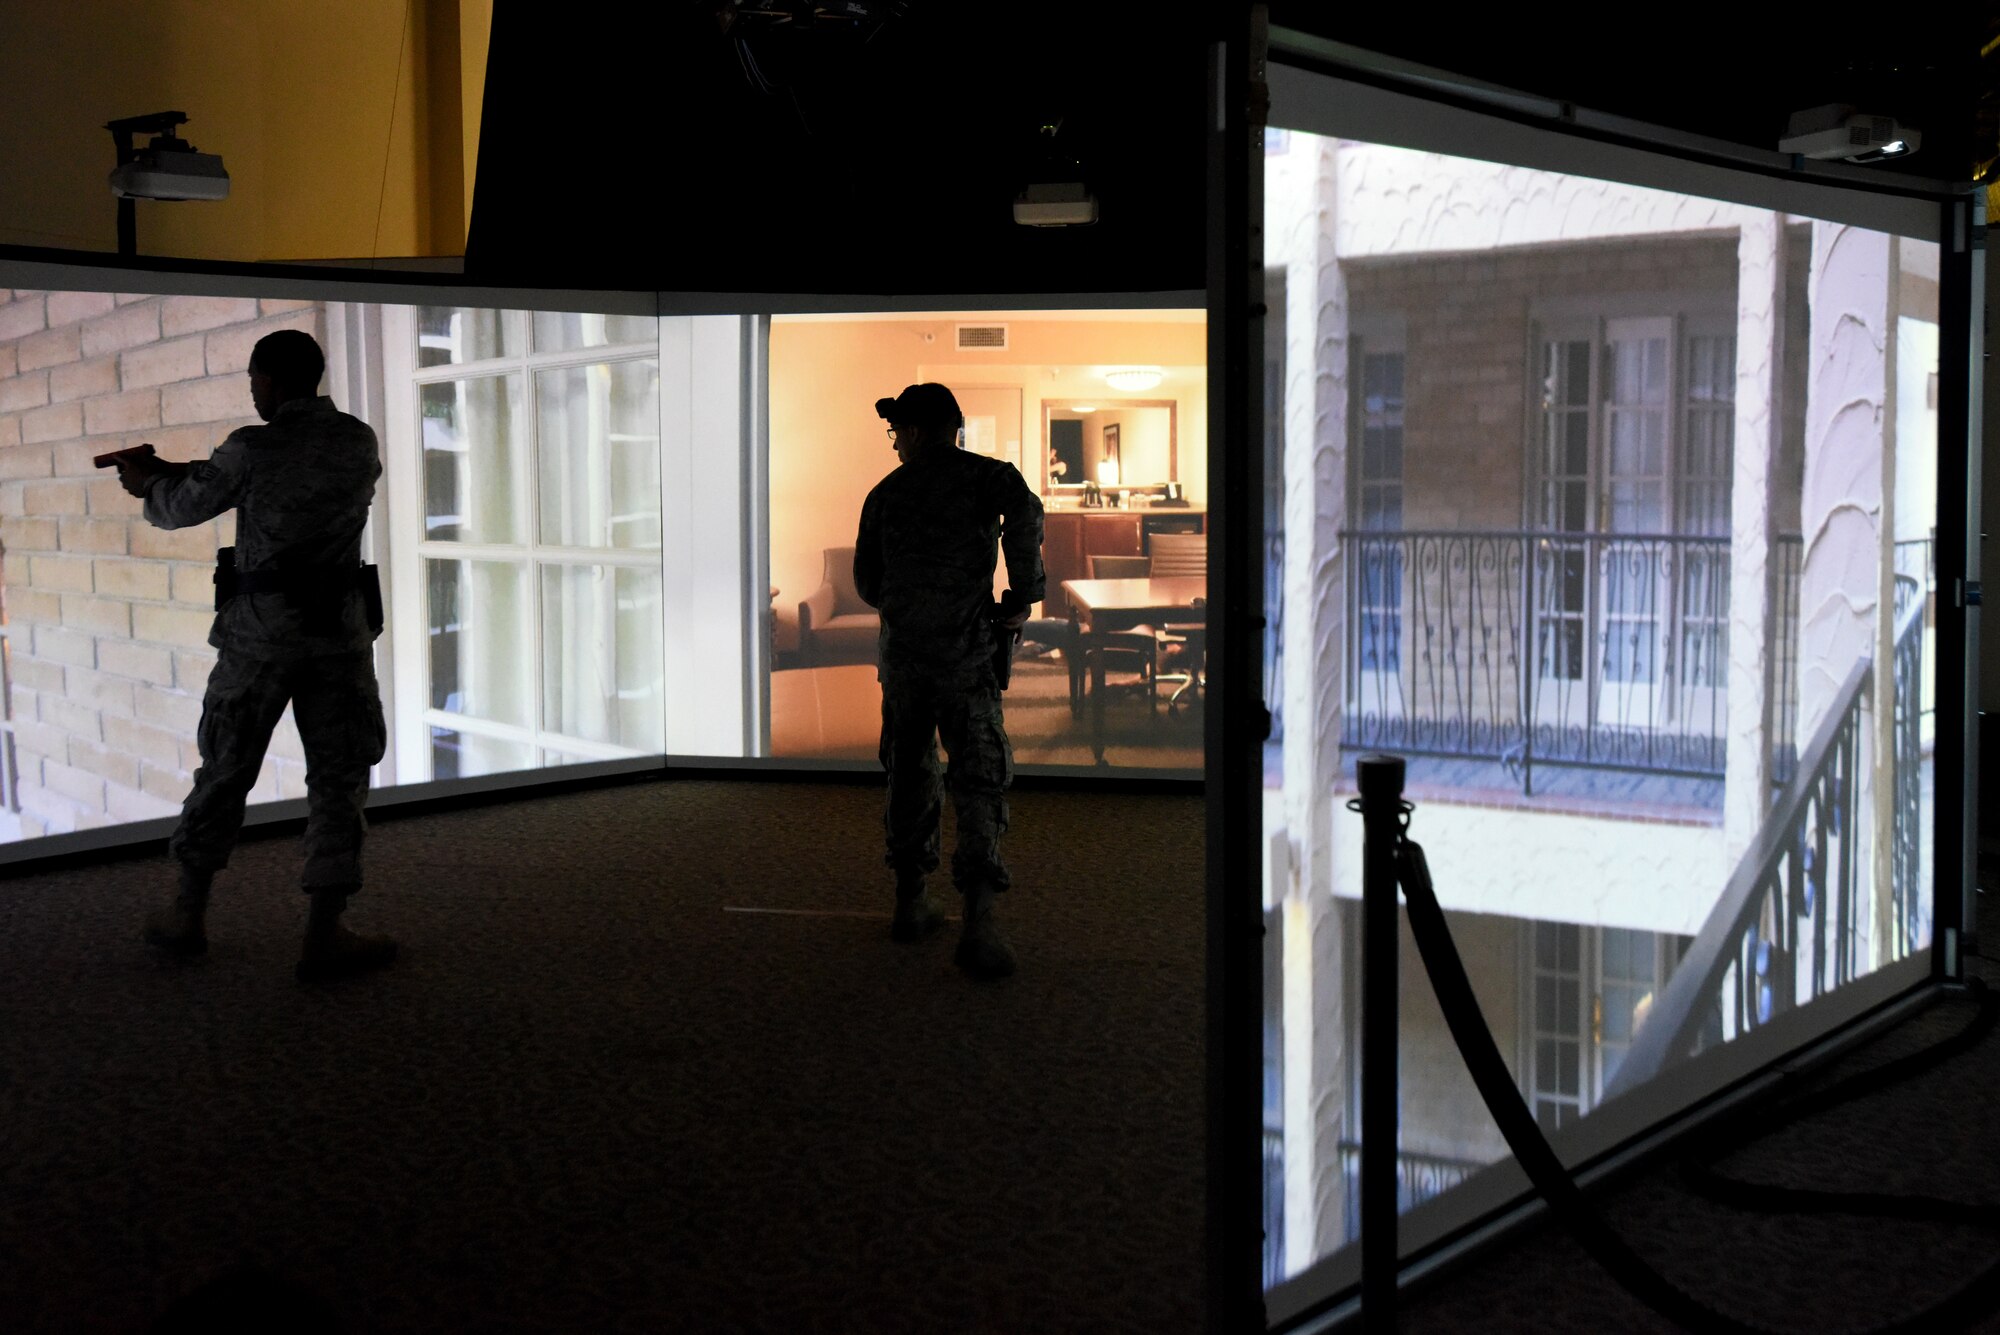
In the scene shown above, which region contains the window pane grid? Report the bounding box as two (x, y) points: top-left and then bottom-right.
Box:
(419, 708), (646, 761)
(1530, 922), (1586, 1131)
(1678, 332), (1734, 689)
(415, 310), (665, 778)
(409, 346), (659, 384)
(1355, 348), (1405, 673)
(421, 374), (527, 545)
(1597, 928), (1661, 1089)
(1679, 333), (1735, 538)
(415, 541), (662, 568)
(409, 302), (656, 385)
(1537, 339), (1592, 682)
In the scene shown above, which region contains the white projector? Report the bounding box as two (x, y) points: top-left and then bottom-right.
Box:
(1013, 181), (1098, 227)
(1778, 105), (1920, 163)
(108, 147), (231, 201)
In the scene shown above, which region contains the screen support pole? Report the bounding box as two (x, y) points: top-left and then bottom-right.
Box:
(1207, 3), (1269, 1331)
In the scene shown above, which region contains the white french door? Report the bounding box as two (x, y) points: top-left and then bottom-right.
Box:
(1529, 331), (1593, 743)
(1531, 313), (1734, 757)
(1595, 317), (1674, 734)
(1525, 922), (1677, 1120)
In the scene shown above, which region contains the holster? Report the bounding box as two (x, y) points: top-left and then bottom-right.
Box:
(359, 565), (384, 636)
(212, 546), (239, 611)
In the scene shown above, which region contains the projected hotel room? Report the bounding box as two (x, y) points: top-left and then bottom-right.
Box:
(766, 309), (1206, 776)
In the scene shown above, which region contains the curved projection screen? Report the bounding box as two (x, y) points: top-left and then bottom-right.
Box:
(1258, 81), (1945, 1314)
(0, 281), (1202, 861)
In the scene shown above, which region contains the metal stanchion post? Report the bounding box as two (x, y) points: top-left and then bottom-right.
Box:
(1355, 753), (1406, 1329)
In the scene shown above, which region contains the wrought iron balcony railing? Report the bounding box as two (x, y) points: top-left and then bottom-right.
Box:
(1341, 530), (1805, 794)
(1336, 1140), (1484, 1241)
(1605, 574), (1926, 1099)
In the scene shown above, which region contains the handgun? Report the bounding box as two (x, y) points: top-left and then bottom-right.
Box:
(990, 594), (1027, 691)
(92, 443), (156, 470)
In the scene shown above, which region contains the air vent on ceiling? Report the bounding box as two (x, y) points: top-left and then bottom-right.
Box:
(956, 323), (1008, 350)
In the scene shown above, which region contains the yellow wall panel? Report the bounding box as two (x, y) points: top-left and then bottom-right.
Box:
(0, 0), (490, 261)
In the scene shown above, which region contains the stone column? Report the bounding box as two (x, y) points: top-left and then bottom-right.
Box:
(1797, 221), (1892, 966)
(1301, 135), (1353, 1257)
(1267, 131), (1352, 1266)
(1723, 213), (1782, 867)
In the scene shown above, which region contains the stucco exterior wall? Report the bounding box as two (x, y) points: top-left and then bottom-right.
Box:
(0, 288), (323, 839)
(1393, 906), (1519, 1165)
(1332, 799), (1729, 938)
(1797, 223), (1891, 745)
(1333, 144), (1764, 260)
(1723, 214), (1782, 865)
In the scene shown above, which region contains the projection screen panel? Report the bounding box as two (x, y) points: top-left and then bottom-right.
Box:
(1258, 62), (1953, 1319)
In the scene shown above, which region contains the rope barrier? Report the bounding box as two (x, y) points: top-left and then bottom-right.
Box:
(1364, 767), (2000, 1334)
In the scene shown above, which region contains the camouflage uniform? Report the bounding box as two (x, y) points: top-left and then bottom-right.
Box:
(854, 447), (1044, 895)
(142, 395), (386, 891)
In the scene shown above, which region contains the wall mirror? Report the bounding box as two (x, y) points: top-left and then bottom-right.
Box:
(1041, 399), (1178, 494)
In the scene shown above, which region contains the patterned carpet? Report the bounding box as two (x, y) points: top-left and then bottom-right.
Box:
(12, 772), (1991, 1335)
(0, 779), (1205, 1334)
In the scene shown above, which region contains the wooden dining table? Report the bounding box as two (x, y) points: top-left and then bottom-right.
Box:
(1061, 576), (1207, 764)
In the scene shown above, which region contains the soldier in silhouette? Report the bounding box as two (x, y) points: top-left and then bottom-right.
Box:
(856, 383), (1044, 977)
(117, 329), (395, 982)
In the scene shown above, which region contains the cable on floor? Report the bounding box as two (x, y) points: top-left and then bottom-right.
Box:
(1680, 975), (1999, 1233)
(1396, 826), (2000, 1335)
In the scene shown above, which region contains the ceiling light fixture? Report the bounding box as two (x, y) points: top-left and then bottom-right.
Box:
(1104, 367), (1163, 392)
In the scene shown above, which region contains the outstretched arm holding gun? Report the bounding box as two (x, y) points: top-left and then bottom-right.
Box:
(95, 443), (190, 498)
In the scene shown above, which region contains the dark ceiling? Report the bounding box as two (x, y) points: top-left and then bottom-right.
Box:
(1288, 10), (1991, 182)
(467, 3), (1220, 294)
(465, 4), (1993, 295)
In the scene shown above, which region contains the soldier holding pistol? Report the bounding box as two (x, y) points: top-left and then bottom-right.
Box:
(116, 329), (395, 982)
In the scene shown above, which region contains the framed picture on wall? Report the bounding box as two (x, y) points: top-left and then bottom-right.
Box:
(1101, 421), (1122, 485)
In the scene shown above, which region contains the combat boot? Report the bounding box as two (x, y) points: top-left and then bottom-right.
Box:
(143, 867), (211, 957)
(954, 888), (1017, 979)
(296, 886), (398, 983)
(890, 871), (945, 942)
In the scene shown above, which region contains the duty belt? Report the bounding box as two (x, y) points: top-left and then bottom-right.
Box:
(213, 546), (384, 637)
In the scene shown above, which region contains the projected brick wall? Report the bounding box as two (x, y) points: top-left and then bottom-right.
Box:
(0, 289), (324, 839)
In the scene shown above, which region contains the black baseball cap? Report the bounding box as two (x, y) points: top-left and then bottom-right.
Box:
(874, 383), (963, 430)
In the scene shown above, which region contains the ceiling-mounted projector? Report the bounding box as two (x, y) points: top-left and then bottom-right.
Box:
(105, 111), (230, 201)
(108, 145), (229, 200)
(1778, 104), (1920, 164)
(1014, 181), (1098, 227)
(1013, 118), (1097, 227)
